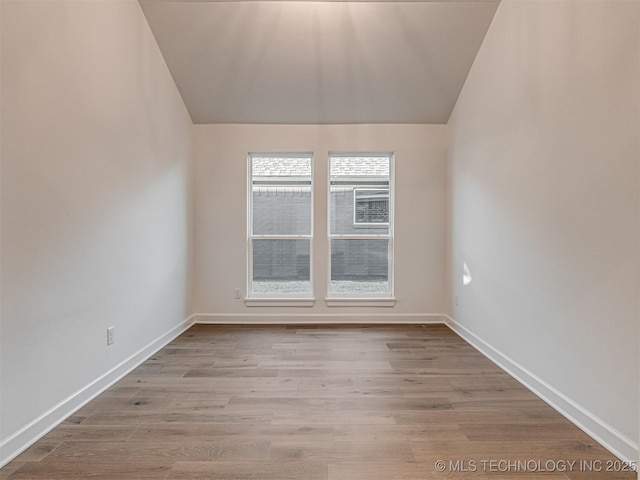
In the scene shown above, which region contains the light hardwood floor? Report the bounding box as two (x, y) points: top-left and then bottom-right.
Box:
(1, 325), (635, 479)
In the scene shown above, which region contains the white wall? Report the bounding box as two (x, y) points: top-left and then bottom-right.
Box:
(193, 124), (446, 322)
(0, 0), (193, 465)
(448, 0), (639, 462)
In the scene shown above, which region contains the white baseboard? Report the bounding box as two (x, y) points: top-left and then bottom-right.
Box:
(0, 315), (196, 468)
(444, 315), (638, 464)
(193, 313), (447, 325)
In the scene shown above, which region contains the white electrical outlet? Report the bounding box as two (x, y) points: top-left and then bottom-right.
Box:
(107, 326), (115, 345)
(235, 288), (241, 299)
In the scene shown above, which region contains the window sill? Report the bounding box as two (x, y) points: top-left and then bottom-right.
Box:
(244, 298), (316, 307)
(325, 298), (396, 307)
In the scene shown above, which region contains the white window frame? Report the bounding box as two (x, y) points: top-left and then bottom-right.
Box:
(327, 152), (395, 302)
(246, 152), (314, 304)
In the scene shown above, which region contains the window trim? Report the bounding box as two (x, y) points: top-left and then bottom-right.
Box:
(324, 297), (395, 307)
(246, 152), (314, 301)
(327, 152), (395, 301)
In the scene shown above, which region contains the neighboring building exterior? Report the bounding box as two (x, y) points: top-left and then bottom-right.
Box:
(251, 156), (390, 285)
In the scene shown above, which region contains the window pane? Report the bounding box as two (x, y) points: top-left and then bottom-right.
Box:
(330, 239), (389, 294)
(330, 156), (389, 235)
(252, 239), (310, 294)
(252, 156), (312, 235)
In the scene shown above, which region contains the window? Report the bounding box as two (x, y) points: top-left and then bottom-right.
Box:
(354, 189), (390, 225)
(329, 153), (394, 297)
(248, 153), (313, 298)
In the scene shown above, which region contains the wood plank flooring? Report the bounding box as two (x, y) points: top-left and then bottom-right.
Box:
(1, 324), (635, 480)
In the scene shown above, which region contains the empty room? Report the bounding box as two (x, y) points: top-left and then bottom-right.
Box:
(1, 0), (638, 479)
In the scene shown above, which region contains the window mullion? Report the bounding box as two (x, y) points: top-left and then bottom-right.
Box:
(251, 235), (312, 240)
(328, 234), (391, 240)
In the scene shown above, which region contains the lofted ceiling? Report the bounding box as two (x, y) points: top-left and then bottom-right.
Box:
(139, 0), (499, 124)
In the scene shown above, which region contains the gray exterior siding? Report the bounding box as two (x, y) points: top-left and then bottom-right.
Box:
(252, 189), (388, 281)
(252, 190), (311, 280)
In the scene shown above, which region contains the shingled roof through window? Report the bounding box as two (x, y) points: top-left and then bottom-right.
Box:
(252, 157), (311, 177)
(330, 157), (389, 177)
(251, 156), (390, 177)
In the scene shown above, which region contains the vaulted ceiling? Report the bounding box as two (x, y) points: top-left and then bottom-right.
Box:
(139, 0), (499, 124)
